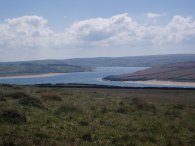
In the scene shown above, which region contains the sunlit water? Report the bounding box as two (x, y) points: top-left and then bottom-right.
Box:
(0, 67), (193, 88)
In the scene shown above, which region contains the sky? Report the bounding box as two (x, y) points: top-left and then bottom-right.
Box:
(0, 0), (195, 61)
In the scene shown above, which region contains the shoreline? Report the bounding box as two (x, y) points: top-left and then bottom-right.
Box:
(0, 73), (64, 79)
(126, 80), (195, 87)
(0, 73), (195, 88)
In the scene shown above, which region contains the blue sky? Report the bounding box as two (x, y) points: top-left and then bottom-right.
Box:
(0, 0), (195, 61)
(1, 0), (194, 30)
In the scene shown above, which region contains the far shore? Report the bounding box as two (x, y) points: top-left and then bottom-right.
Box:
(0, 73), (65, 79)
(126, 80), (195, 87)
(1, 73), (195, 88)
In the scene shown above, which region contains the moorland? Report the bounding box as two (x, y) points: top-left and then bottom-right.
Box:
(0, 84), (194, 146)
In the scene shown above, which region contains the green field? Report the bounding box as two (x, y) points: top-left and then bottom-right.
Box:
(0, 85), (195, 146)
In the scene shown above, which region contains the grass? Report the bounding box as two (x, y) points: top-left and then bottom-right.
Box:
(19, 97), (45, 109)
(0, 85), (195, 146)
(41, 92), (62, 101)
(0, 108), (26, 124)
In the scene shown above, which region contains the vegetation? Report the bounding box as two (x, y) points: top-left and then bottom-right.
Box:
(0, 85), (195, 146)
(104, 61), (195, 82)
(0, 61), (91, 76)
(64, 54), (195, 67)
(1, 54), (195, 77)
(0, 109), (26, 124)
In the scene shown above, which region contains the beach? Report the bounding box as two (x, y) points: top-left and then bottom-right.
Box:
(0, 73), (64, 79)
(127, 80), (195, 87)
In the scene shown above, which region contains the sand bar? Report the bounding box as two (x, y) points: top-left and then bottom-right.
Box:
(127, 80), (195, 87)
(0, 73), (64, 79)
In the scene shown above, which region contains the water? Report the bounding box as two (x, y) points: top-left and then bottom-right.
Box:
(0, 67), (193, 88)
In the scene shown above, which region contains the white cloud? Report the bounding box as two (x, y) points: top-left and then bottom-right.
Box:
(5, 16), (53, 37)
(0, 13), (195, 61)
(66, 13), (142, 47)
(0, 16), (54, 51)
(149, 15), (195, 44)
(147, 12), (166, 19)
(66, 13), (195, 46)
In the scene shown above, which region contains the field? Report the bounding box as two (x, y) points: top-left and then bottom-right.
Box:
(0, 85), (195, 146)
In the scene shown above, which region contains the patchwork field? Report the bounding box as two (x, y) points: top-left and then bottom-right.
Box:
(0, 85), (195, 146)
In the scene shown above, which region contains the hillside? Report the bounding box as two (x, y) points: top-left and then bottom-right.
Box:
(104, 62), (195, 82)
(64, 54), (195, 67)
(0, 61), (91, 76)
(1, 54), (195, 77)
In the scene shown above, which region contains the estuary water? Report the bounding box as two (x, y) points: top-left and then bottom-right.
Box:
(0, 67), (194, 88)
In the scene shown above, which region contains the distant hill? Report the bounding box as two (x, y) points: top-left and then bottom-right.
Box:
(1, 54), (195, 77)
(64, 54), (195, 67)
(104, 61), (195, 82)
(0, 61), (91, 76)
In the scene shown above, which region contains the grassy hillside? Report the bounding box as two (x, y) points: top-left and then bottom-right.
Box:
(1, 54), (195, 76)
(1, 54), (195, 77)
(0, 85), (195, 146)
(0, 61), (91, 76)
(104, 61), (195, 82)
(64, 54), (195, 67)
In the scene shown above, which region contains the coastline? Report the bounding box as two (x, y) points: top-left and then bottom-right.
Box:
(126, 80), (195, 87)
(0, 73), (64, 79)
(0, 73), (195, 88)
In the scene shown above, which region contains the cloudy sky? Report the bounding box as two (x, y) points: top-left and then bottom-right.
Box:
(0, 0), (195, 61)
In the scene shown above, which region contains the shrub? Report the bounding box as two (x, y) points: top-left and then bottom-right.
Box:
(19, 97), (44, 109)
(79, 120), (89, 126)
(42, 92), (62, 101)
(0, 97), (7, 101)
(165, 109), (181, 117)
(0, 109), (26, 124)
(0, 136), (31, 146)
(82, 133), (92, 141)
(172, 104), (185, 110)
(56, 103), (81, 115)
(145, 104), (156, 114)
(101, 106), (108, 113)
(7, 91), (29, 99)
(131, 98), (147, 109)
(1, 84), (13, 87)
(116, 106), (128, 114)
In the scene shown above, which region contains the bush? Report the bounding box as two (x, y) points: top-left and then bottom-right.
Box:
(0, 97), (7, 101)
(42, 92), (62, 101)
(82, 133), (92, 141)
(116, 106), (128, 114)
(7, 91), (29, 99)
(1, 84), (13, 87)
(101, 106), (108, 113)
(56, 103), (81, 115)
(79, 120), (89, 126)
(19, 97), (44, 109)
(0, 109), (26, 124)
(165, 109), (181, 117)
(172, 104), (185, 110)
(131, 98), (147, 109)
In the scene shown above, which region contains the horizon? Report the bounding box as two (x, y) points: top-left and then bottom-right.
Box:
(0, 53), (195, 63)
(0, 0), (195, 61)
